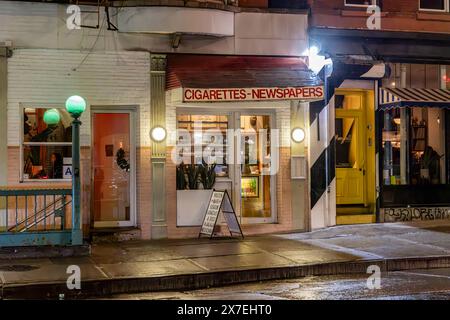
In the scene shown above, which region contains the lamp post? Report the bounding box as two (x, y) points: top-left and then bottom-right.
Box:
(65, 95), (86, 246)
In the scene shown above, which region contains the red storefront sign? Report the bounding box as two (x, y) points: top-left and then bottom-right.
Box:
(183, 86), (324, 102)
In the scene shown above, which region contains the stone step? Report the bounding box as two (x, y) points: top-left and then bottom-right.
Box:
(90, 227), (141, 243)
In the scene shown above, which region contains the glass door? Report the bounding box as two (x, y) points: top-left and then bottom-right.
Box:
(238, 114), (276, 224)
(92, 111), (135, 228)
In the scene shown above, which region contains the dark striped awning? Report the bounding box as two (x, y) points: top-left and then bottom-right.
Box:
(379, 87), (450, 109)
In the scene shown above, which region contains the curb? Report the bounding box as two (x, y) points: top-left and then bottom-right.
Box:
(2, 255), (450, 299)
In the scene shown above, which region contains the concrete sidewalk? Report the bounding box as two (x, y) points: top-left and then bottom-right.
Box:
(1, 221), (450, 299)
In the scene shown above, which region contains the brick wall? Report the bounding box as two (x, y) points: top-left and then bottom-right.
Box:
(310, 0), (450, 33)
(7, 50), (151, 148)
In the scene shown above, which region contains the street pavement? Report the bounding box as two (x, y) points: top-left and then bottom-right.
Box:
(109, 268), (450, 300)
(1, 220), (450, 298)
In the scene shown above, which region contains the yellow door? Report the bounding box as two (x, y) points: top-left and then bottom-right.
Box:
(336, 111), (365, 205)
(335, 89), (376, 224)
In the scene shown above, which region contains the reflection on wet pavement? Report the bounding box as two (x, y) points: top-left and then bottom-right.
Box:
(110, 268), (450, 300)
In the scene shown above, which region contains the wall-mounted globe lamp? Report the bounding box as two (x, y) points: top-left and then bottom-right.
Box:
(43, 108), (60, 126)
(291, 127), (306, 143)
(151, 126), (167, 142)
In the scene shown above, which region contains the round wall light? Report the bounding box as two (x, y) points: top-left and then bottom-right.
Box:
(43, 109), (61, 125)
(151, 126), (167, 142)
(291, 127), (305, 143)
(65, 95), (87, 118)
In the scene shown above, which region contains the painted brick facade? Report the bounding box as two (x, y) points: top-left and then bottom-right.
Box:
(5, 49), (152, 239)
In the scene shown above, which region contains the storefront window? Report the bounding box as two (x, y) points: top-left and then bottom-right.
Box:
(344, 0), (377, 6)
(23, 107), (72, 180)
(419, 0), (447, 11)
(382, 107), (446, 186)
(268, 0), (309, 9)
(176, 115), (229, 181)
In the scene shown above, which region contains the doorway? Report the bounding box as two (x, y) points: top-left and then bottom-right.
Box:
(91, 108), (136, 228)
(335, 90), (376, 224)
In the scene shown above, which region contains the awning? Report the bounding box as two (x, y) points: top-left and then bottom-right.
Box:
(166, 54), (324, 103)
(379, 87), (450, 109)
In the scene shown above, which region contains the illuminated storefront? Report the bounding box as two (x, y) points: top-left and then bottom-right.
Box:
(164, 54), (324, 236)
(378, 77), (450, 222)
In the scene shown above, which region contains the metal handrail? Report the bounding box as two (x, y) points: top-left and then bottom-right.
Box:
(8, 196), (72, 232)
(18, 199), (72, 233)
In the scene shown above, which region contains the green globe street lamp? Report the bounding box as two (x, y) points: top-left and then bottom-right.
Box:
(65, 95), (86, 118)
(65, 95), (86, 246)
(43, 109), (61, 126)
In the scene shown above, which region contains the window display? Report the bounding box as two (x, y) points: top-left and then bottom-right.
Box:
(382, 107), (446, 185)
(176, 115), (229, 178)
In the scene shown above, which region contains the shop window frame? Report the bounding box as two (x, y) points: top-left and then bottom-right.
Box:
(380, 107), (447, 187)
(20, 104), (73, 183)
(268, 0), (309, 9)
(175, 110), (232, 179)
(344, 0), (378, 8)
(418, 0), (449, 12)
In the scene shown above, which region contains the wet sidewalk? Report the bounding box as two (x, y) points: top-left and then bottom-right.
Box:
(1, 220), (450, 299)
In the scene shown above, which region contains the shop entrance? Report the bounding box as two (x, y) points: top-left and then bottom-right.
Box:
(176, 110), (277, 225)
(335, 90), (376, 224)
(91, 108), (136, 228)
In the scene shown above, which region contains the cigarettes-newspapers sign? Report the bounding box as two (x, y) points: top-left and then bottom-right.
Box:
(183, 86), (324, 102)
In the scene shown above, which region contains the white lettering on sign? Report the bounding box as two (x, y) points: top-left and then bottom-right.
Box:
(183, 86), (324, 102)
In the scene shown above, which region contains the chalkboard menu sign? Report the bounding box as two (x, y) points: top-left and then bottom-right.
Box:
(199, 190), (244, 239)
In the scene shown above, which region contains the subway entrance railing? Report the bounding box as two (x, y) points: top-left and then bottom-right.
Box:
(0, 187), (80, 247)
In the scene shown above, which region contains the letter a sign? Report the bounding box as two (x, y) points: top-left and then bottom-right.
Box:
(63, 157), (73, 179)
